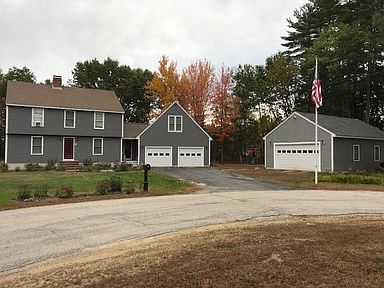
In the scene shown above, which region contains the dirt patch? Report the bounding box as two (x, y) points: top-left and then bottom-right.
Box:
(217, 164), (384, 191)
(1, 185), (201, 211)
(1, 215), (384, 287)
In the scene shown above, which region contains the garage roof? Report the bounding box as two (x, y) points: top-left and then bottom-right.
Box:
(298, 112), (384, 139)
(124, 123), (149, 138)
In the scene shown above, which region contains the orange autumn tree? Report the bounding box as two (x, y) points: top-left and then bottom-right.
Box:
(145, 55), (179, 111)
(208, 66), (235, 162)
(179, 59), (214, 128)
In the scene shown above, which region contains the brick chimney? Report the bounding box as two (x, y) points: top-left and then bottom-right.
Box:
(52, 75), (62, 89)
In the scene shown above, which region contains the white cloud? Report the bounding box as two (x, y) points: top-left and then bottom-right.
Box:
(0, 0), (308, 83)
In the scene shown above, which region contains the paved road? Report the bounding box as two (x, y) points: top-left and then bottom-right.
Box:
(1, 189), (384, 273)
(155, 167), (289, 191)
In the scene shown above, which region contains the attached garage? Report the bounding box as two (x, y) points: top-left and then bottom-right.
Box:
(274, 143), (320, 171)
(145, 146), (172, 167)
(178, 147), (204, 167)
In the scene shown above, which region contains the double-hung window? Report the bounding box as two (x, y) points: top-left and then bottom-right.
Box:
(353, 144), (360, 162)
(168, 115), (182, 132)
(374, 145), (381, 162)
(93, 138), (103, 155)
(94, 112), (104, 129)
(32, 108), (44, 127)
(64, 110), (76, 128)
(31, 136), (44, 155)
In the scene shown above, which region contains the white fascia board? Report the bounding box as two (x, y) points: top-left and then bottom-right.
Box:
(7, 103), (124, 114)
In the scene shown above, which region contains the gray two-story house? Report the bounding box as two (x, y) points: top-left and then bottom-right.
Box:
(5, 79), (212, 169)
(5, 77), (124, 169)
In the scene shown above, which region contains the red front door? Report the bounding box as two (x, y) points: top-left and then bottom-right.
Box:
(63, 138), (74, 160)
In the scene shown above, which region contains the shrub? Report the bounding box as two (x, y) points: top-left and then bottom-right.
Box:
(93, 162), (112, 171)
(83, 158), (94, 167)
(33, 184), (49, 198)
(56, 163), (65, 171)
(113, 162), (132, 172)
(15, 166), (21, 172)
(55, 184), (74, 198)
(96, 181), (110, 195)
(25, 163), (43, 171)
(95, 175), (123, 194)
(123, 182), (135, 194)
(109, 175), (122, 192)
(0, 161), (8, 172)
(17, 184), (32, 200)
(45, 160), (56, 171)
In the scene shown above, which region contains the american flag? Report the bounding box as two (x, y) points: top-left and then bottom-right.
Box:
(311, 75), (322, 109)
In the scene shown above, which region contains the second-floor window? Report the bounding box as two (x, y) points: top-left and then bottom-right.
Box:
(94, 112), (104, 129)
(32, 108), (44, 127)
(168, 115), (182, 132)
(64, 110), (76, 128)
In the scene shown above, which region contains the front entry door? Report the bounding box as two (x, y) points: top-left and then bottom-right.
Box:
(63, 137), (74, 161)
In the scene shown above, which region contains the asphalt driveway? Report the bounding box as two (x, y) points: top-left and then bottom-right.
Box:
(155, 167), (289, 191)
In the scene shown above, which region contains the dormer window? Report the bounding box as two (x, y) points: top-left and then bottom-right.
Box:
(94, 112), (104, 129)
(168, 115), (182, 132)
(32, 108), (44, 127)
(64, 110), (76, 128)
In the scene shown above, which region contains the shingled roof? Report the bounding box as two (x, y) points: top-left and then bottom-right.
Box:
(6, 81), (124, 113)
(124, 123), (149, 138)
(298, 112), (384, 139)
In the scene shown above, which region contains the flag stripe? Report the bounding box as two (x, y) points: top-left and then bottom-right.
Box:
(311, 78), (322, 108)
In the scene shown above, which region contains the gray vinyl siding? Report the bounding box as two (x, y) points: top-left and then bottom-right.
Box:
(7, 135), (121, 163)
(7, 106), (122, 137)
(265, 115), (333, 171)
(334, 138), (384, 171)
(139, 104), (210, 166)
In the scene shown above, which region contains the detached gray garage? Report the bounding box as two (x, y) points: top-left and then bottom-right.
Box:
(264, 112), (384, 171)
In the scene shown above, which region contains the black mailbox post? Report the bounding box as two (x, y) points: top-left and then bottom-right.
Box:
(143, 164), (151, 191)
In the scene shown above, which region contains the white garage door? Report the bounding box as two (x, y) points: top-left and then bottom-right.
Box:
(145, 147), (172, 167)
(274, 143), (320, 171)
(178, 147), (204, 167)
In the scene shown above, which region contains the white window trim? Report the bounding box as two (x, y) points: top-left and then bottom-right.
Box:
(31, 108), (44, 127)
(353, 144), (360, 162)
(64, 110), (76, 128)
(93, 138), (103, 156)
(168, 115), (183, 133)
(94, 112), (105, 129)
(374, 145), (381, 162)
(31, 136), (44, 155)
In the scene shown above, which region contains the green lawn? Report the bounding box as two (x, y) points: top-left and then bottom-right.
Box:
(0, 171), (192, 207)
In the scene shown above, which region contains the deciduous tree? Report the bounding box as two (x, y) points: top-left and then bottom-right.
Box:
(179, 59), (215, 127)
(208, 66), (235, 162)
(145, 55), (179, 111)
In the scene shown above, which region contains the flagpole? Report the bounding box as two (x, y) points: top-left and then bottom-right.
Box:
(314, 58), (318, 185)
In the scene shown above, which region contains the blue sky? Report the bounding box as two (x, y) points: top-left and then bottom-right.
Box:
(0, 0), (308, 83)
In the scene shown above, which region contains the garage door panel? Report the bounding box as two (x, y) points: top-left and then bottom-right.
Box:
(274, 143), (320, 171)
(178, 147), (204, 167)
(145, 147), (172, 167)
